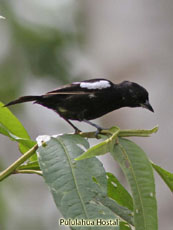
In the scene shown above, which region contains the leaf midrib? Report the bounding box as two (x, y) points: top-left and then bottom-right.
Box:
(58, 137), (89, 220)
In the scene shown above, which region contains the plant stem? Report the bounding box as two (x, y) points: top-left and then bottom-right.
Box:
(79, 126), (159, 138)
(0, 144), (38, 182)
(119, 126), (159, 137)
(13, 169), (42, 176)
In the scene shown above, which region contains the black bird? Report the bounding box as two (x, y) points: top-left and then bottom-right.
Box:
(5, 79), (154, 133)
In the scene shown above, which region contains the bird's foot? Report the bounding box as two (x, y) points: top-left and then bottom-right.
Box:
(74, 128), (82, 134)
(95, 127), (103, 138)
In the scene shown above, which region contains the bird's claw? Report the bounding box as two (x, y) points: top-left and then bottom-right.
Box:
(74, 129), (82, 134)
(95, 128), (103, 138)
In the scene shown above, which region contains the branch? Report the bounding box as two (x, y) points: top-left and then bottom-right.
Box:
(0, 144), (38, 181)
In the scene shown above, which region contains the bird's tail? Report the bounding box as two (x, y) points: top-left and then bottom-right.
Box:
(5, 95), (41, 107)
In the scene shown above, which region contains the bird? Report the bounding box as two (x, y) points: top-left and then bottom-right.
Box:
(5, 78), (154, 133)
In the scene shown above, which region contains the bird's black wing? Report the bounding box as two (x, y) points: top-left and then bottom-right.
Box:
(45, 78), (113, 96)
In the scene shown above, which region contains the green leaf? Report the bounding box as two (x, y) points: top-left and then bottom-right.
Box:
(37, 134), (121, 230)
(5, 128), (36, 152)
(119, 221), (132, 230)
(111, 138), (158, 230)
(97, 196), (133, 226)
(152, 163), (173, 192)
(75, 126), (120, 160)
(91, 175), (133, 225)
(0, 102), (37, 158)
(0, 101), (30, 139)
(107, 172), (133, 211)
(118, 126), (158, 137)
(17, 161), (40, 170)
(0, 121), (37, 158)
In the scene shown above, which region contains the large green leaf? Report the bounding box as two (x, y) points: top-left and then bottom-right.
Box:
(37, 134), (122, 230)
(111, 138), (158, 230)
(152, 163), (173, 192)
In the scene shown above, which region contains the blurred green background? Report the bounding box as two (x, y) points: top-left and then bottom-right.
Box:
(0, 0), (84, 103)
(0, 0), (173, 230)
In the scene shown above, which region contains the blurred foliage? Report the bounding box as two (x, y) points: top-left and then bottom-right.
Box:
(0, 0), (84, 103)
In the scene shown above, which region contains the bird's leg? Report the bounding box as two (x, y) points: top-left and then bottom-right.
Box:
(62, 118), (81, 134)
(83, 119), (104, 136)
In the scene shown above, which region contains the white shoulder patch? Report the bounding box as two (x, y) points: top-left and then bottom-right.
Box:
(80, 80), (111, 90)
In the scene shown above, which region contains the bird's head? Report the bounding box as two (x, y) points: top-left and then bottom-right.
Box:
(120, 81), (154, 112)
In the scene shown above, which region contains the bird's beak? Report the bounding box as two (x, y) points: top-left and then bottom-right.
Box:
(140, 100), (154, 112)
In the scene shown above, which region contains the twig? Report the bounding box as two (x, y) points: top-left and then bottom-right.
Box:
(13, 169), (42, 176)
(0, 144), (38, 181)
